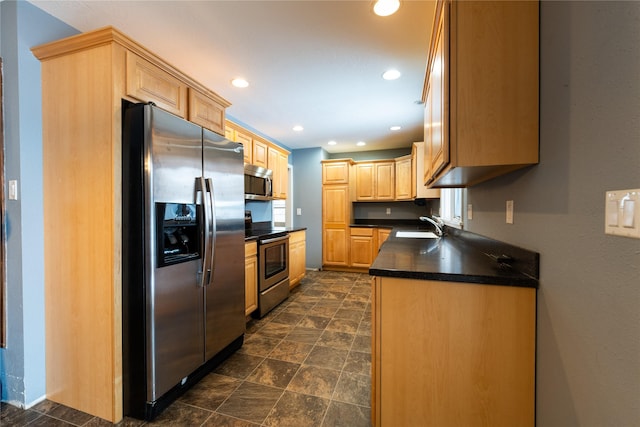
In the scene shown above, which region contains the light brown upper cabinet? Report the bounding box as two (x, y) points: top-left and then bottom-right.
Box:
(355, 161), (395, 201)
(412, 142), (440, 199)
(322, 159), (351, 185)
(225, 122), (253, 164)
(252, 137), (268, 169)
(423, 0), (539, 188)
(395, 155), (412, 200)
(188, 88), (225, 135)
(126, 51), (188, 118)
(268, 145), (289, 200)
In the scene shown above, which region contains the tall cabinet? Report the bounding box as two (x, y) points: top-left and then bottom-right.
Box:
(321, 160), (354, 268)
(31, 27), (230, 423)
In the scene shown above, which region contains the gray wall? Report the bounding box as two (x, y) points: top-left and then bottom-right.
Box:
(291, 147), (327, 269)
(353, 200), (437, 221)
(465, 2), (640, 425)
(0, 1), (78, 406)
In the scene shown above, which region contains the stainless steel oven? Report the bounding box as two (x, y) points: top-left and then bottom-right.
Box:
(257, 233), (290, 317)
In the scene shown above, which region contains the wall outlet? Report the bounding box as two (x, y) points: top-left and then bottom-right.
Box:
(296, 208), (302, 216)
(506, 200), (514, 224)
(386, 208), (391, 215)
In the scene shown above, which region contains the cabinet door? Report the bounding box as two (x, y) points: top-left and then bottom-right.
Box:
(322, 161), (350, 184)
(414, 143), (441, 199)
(253, 138), (268, 168)
(377, 228), (391, 251)
(395, 157), (412, 200)
(188, 88), (225, 135)
(267, 146), (288, 199)
(244, 242), (258, 316)
(289, 231), (306, 288)
(355, 163), (375, 201)
(234, 130), (253, 164)
(224, 126), (234, 141)
(125, 51), (187, 118)
(374, 277), (535, 427)
(350, 228), (375, 268)
(375, 162), (395, 200)
(323, 228), (349, 267)
(322, 185), (350, 266)
(428, 10), (448, 180)
(278, 151), (288, 199)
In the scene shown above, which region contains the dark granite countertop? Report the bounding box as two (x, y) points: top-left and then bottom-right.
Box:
(370, 227), (539, 288)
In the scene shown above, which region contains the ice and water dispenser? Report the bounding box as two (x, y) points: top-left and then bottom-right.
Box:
(156, 203), (200, 267)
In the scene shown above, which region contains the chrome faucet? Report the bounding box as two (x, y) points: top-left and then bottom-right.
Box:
(419, 215), (445, 237)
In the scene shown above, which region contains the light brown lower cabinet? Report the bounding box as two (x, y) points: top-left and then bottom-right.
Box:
(289, 230), (306, 289)
(372, 276), (536, 427)
(244, 241), (258, 316)
(376, 228), (391, 251)
(349, 227), (376, 268)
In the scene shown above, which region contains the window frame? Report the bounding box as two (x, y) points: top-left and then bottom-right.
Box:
(439, 187), (465, 229)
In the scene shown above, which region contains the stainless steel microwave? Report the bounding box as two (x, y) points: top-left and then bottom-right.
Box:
(244, 164), (273, 200)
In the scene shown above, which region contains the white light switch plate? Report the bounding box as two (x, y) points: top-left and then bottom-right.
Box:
(605, 189), (640, 239)
(8, 180), (18, 200)
(506, 200), (514, 224)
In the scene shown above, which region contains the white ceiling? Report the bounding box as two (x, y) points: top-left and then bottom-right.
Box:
(29, 0), (435, 154)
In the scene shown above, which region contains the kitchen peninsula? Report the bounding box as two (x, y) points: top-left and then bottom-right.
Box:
(370, 228), (538, 427)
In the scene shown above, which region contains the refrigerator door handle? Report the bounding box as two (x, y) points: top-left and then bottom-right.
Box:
(206, 178), (217, 286)
(197, 177), (213, 287)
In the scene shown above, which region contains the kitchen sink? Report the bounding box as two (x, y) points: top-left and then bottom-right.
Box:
(395, 231), (440, 239)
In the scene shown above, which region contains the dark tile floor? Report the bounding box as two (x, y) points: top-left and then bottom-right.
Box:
(1, 271), (372, 427)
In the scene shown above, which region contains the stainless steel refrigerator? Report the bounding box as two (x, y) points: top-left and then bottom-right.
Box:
(122, 103), (245, 420)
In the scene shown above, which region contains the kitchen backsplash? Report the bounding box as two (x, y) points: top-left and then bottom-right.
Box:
(353, 200), (439, 221)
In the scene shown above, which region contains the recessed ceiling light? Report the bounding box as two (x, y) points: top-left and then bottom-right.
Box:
(382, 69), (401, 80)
(356, 141), (366, 147)
(328, 140), (337, 146)
(231, 78), (249, 88)
(373, 0), (400, 17)
(293, 125), (304, 132)
(390, 126), (401, 131)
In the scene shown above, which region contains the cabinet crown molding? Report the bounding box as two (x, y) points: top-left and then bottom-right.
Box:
(32, 25), (231, 109)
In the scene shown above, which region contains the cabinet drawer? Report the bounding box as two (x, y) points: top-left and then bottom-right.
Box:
(289, 230), (306, 244)
(188, 88), (225, 135)
(350, 227), (374, 237)
(126, 51), (187, 118)
(245, 241), (257, 257)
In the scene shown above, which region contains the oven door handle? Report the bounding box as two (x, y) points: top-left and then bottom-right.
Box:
(259, 235), (289, 245)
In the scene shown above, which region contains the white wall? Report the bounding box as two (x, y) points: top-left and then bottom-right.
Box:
(466, 2), (640, 425)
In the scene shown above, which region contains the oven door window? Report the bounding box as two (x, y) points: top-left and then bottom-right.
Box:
(264, 243), (287, 279)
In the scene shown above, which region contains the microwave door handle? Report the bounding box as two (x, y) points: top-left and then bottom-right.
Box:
(197, 177), (212, 287)
(266, 176), (272, 197)
(206, 178), (216, 286)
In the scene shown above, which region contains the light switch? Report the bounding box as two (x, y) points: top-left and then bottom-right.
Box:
(8, 180), (18, 200)
(605, 189), (640, 239)
(622, 200), (635, 228)
(506, 200), (514, 224)
(296, 208), (302, 216)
